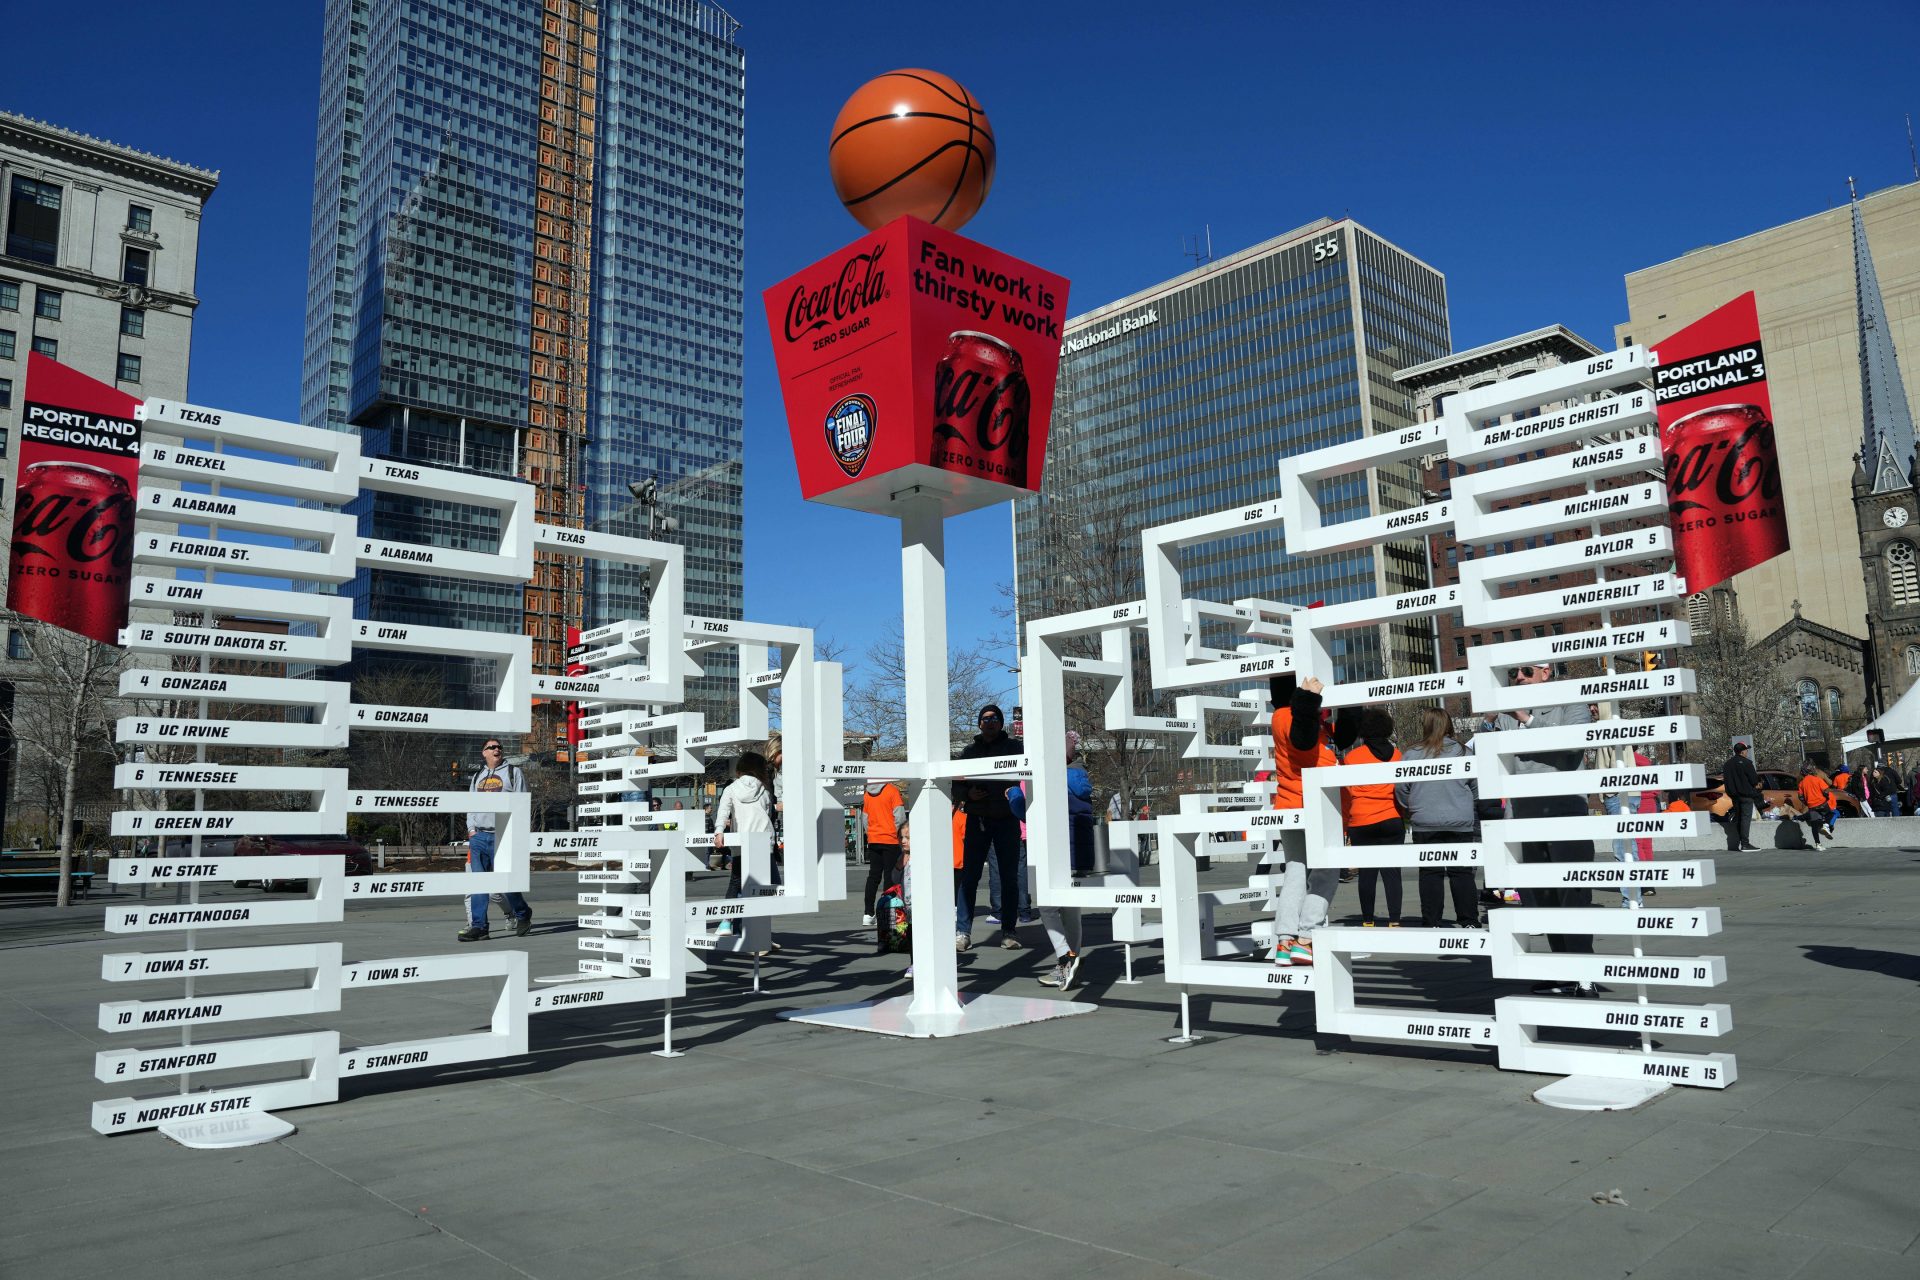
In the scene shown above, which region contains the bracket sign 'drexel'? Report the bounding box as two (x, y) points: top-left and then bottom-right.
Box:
(763, 215), (1069, 517)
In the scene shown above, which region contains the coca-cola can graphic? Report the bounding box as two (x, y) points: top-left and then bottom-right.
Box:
(1662, 402), (1788, 593)
(8, 460), (135, 645)
(932, 330), (1031, 487)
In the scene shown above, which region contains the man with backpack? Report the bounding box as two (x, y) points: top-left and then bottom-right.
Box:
(458, 738), (531, 941)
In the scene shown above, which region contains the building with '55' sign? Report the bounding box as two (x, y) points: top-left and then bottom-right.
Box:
(1014, 216), (1451, 684)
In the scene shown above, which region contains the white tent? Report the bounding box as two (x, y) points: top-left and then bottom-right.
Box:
(1842, 677), (1920, 752)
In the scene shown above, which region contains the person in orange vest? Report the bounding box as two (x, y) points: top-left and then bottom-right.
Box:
(1343, 707), (1405, 926)
(1267, 673), (1345, 965)
(1796, 764), (1832, 849)
(858, 779), (906, 927)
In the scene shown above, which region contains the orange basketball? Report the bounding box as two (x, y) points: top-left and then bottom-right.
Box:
(829, 69), (995, 232)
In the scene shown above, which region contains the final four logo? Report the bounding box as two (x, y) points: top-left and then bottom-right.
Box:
(825, 394), (876, 477)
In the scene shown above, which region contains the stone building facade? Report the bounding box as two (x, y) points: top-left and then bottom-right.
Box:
(0, 112), (218, 839)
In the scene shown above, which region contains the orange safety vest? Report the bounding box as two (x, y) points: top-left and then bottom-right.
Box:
(863, 784), (903, 844)
(1341, 741), (1402, 828)
(1269, 706), (1335, 810)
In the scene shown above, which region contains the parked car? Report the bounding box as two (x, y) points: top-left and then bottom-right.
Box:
(230, 835), (374, 892)
(1686, 769), (1811, 818)
(161, 836), (240, 859)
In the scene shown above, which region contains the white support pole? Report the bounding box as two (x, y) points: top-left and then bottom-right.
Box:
(901, 498), (963, 1023)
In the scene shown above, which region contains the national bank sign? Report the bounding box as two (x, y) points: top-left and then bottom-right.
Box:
(1061, 306), (1158, 356)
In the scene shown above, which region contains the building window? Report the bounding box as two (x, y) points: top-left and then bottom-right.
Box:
(34, 288), (61, 321)
(0, 280), (16, 311)
(5, 629), (23, 661)
(0, 377), (10, 409)
(0, 330), (13, 360)
(1888, 540), (1920, 607)
(30, 336), (55, 359)
(120, 306), (144, 338)
(1907, 645), (1920, 676)
(1797, 679), (1819, 717)
(1827, 687), (1842, 719)
(1686, 592), (1712, 633)
(116, 353), (142, 383)
(127, 204), (153, 233)
(6, 177), (62, 264)
(122, 247), (151, 287)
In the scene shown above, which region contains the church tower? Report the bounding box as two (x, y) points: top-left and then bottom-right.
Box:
(1851, 181), (1920, 714)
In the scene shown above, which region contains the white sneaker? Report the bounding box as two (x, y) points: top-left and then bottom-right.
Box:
(861, 914), (875, 927)
(954, 932), (971, 953)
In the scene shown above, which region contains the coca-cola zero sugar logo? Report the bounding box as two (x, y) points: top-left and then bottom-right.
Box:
(1663, 405), (1781, 525)
(13, 482), (135, 570)
(931, 331), (1030, 485)
(784, 244), (889, 343)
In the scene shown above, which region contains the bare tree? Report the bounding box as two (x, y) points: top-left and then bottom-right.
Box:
(1685, 611), (1797, 768)
(1003, 495), (1186, 814)
(843, 619), (1014, 755)
(347, 666), (458, 849)
(0, 621), (129, 906)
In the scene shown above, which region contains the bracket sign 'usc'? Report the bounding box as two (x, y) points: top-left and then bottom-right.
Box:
(764, 216), (1069, 517)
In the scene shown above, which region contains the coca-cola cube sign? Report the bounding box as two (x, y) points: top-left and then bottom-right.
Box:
(764, 216), (1069, 516)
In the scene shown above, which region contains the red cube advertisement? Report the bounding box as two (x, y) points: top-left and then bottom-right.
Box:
(763, 216), (1069, 516)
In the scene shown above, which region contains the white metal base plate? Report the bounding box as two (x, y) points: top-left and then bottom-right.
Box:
(1533, 1075), (1672, 1112)
(158, 1108), (296, 1148)
(781, 991), (1096, 1038)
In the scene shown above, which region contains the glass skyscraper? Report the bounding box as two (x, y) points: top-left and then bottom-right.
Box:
(301, 0), (745, 721)
(1014, 217), (1450, 682)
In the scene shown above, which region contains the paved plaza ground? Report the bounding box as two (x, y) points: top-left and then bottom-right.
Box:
(3, 841), (1917, 1279)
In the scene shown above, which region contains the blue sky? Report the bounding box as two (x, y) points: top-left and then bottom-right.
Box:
(9, 0), (1919, 689)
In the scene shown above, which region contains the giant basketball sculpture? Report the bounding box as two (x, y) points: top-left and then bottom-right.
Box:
(772, 71), (1082, 1034)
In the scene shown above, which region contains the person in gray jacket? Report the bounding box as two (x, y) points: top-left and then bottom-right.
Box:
(1495, 663), (1598, 994)
(1396, 707), (1480, 928)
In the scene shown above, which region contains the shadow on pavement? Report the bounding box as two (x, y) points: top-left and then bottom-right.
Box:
(1800, 943), (1920, 982)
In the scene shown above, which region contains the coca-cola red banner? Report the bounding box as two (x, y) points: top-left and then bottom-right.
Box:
(7, 354), (142, 645)
(1652, 293), (1787, 595)
(764, 215), (1069, 517)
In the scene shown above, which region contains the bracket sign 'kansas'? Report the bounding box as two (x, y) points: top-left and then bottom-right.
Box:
(764, 216), (1069, 517)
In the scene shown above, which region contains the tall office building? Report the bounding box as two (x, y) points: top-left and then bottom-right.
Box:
(301, 0), (746, 722)
(1014, 217), (1450, 682)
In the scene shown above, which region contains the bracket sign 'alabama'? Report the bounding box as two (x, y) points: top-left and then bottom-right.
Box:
(764, 215), (1069, 517)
